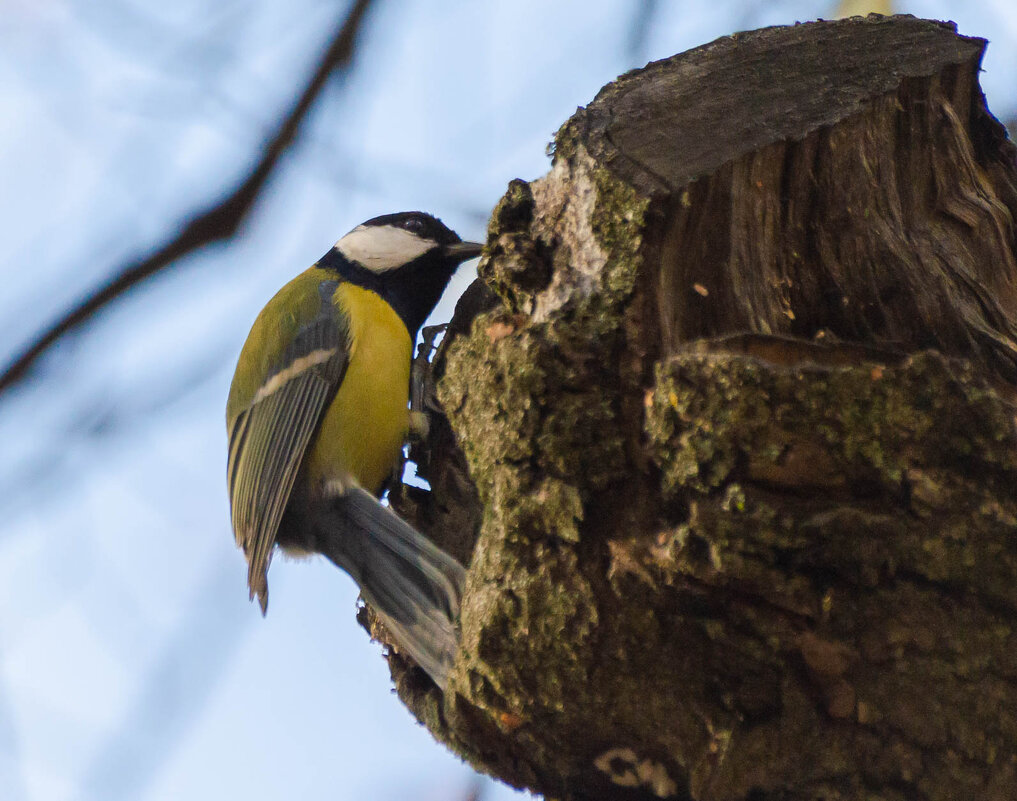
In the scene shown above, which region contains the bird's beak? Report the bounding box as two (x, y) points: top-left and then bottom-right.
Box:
(444, 241), (483, 261)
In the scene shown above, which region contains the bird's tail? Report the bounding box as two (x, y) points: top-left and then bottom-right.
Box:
(312, 486), (466, 689)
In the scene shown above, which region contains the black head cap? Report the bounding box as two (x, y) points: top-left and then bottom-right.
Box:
(361, 211), (463, 247)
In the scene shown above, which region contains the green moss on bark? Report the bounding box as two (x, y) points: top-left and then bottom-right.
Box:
(647, 351), (1017, 498)
(421, 145), (671, 797)
(646, 349), (1017, 613)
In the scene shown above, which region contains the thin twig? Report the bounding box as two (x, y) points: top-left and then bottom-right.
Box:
(0, 0), (375, 397)
(461, 778), (485, 801)
(627, 0), (659, 64)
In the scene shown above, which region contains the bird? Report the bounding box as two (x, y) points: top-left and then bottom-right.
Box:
(226, 211), (482, 688)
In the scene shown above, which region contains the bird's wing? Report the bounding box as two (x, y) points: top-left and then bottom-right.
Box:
(226, 275), (349, 612)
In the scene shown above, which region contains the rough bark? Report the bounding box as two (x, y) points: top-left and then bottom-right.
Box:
(384, 15), (1017, 801)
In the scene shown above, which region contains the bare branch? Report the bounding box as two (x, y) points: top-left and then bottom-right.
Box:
(626, 0), (659, 64)
(0, 0), (375, 397)
(461, 778), (485, 801)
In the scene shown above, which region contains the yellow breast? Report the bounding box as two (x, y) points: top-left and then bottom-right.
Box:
(302, 283), (412, 495)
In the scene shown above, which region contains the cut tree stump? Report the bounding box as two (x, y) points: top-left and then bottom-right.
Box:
(384, 14), (1017, 801)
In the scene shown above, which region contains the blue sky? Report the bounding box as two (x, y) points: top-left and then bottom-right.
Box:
(0, 2), (1014, 800)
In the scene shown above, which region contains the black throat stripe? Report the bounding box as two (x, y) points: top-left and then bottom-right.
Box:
(315, 247), (456, 337)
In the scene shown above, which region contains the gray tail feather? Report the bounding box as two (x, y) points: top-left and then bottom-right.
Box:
(313, 487), (466, 689)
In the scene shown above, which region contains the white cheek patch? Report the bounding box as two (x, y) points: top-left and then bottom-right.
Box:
(335, 224), (436, 272)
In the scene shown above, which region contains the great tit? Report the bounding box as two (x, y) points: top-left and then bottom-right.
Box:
(226, 211), (482, 688)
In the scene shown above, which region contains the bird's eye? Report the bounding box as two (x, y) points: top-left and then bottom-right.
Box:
(402, 218), (425, 233)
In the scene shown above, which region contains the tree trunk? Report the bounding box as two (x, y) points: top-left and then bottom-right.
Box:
(385, 14), (1017, 801)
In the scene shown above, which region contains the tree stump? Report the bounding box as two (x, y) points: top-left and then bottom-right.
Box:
(386, 15), (1017, 801)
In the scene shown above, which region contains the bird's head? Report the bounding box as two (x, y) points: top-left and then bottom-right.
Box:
(329, 211), (483, 336)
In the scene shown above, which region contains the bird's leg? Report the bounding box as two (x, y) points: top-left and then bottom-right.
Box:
(408, 411), (430, 442)
(409, 323), (448, 444)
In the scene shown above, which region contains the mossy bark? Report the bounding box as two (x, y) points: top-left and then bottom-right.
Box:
(383, 14), (1017, 801)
